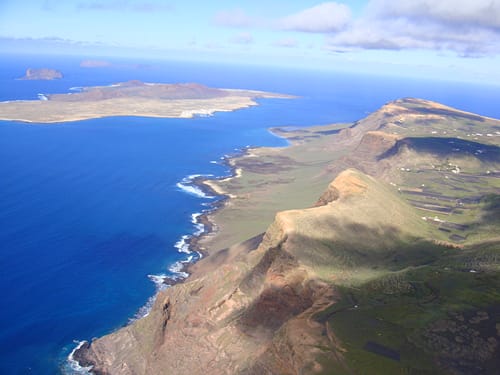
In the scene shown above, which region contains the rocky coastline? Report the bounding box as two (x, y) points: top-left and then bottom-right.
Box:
(158, 148), (254, 286)
(71, 147), (248, 368)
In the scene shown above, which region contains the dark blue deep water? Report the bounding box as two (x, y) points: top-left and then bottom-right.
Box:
(1, 54), (500, 374)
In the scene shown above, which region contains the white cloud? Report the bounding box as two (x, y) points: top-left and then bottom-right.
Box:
(214, 3), (350, 32)
(213, 1), (500, 56)
(77, 1), (173, 13)
(326, 0), (500, 56)
(278, 2), (351, 33)
(214, 9), (256, 28)
(230, 32), (254, 45)
(0, 36), (88, 46)
(369, 0), (500, 30)
(273, 38), (298, 48)
(204, 42), (222, 50)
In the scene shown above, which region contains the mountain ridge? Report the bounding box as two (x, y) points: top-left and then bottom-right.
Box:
(75, 98), (500, 374)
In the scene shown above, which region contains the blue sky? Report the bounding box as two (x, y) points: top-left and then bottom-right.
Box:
(1, 0), (500, 83)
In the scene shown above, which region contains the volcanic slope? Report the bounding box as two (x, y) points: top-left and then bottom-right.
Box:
(76, 98), (500, 374)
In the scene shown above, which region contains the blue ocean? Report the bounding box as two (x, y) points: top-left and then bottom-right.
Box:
(1, 54), (500, 374)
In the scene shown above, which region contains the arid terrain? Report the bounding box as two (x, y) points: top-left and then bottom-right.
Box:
(76, 98), (500, 374)
(0, 81), (292, 123)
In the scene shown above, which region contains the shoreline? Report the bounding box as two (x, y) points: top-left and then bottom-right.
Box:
(160, 147), (251, 286)
(140, 130), (292, 293)
(0, 101), (258, 124)
(70, 122), (343, 371)
(70, 147), (252, 372)
(128, 148), (254, 316)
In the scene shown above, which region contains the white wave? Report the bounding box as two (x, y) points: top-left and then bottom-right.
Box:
(168, 256), (193, 279)
(128, 212), (208, 323)
(147, 274), (169, 289)
(174, 235), (191, 254)
(140, 274), (176, 319)
(191, 212), (202, 223)
(176, 182), (212, 199)
(128, 175), (213, 326)
(132, 294), (157, 320)
(63, 341), (93, 375)
(69, 87), (83, 92)
(130, 274), (172, 321)
(183, 173), (213, 181)
(184, 174), (202, 180)
(37, 93), (48, 101)
(194, 224), (204, 236)
(132, 287), (159, 320)
(191, 213), (205, 235)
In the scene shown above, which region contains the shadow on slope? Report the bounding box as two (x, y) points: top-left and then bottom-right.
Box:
(480, 194), (500, 224)
(285, 222), (447, 274)
(379, 137), (500, 162)
(314, 239), (500, 375)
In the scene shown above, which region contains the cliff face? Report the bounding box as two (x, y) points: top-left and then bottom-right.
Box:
(76, 99), (500, 374)
(76, 169), (427, 374)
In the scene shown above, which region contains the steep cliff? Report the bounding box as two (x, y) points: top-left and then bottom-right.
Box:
(77, 168), (424, 374)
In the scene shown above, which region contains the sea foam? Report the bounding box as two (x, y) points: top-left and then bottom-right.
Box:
(112, 176), (212, 329)
(131, 210), (206, 320)
(64, 341), (93, 375)
(191, 212), (205, 235)
(131, 275), (171, 321)
(176, 174), (214, 199)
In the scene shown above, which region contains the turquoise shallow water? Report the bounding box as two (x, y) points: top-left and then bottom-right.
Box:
(1, 54), (500, 374)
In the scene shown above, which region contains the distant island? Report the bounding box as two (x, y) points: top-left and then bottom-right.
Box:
(80, 59), (113, 68)
(0, 81), (293, 123)
(18, 68), (63, 80)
